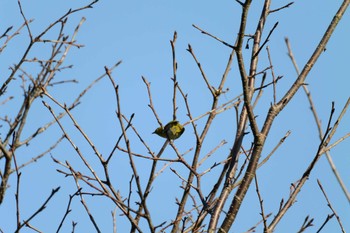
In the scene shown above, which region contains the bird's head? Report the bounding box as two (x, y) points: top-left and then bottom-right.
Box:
(153, 127), (166, 138)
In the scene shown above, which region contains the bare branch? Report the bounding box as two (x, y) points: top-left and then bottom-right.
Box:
(317, 179), (346, 233)
(192, 24), (235, 49)
(286, 37), (350, 203)
(269, 2), (294, 13)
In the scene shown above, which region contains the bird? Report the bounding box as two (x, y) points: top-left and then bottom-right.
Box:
(153, 120), (185, 140)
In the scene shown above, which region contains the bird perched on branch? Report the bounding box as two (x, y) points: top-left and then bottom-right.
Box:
(153, 120), (185, 140)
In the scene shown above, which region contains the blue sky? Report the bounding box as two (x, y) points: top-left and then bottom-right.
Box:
(1, 1), (349, 232)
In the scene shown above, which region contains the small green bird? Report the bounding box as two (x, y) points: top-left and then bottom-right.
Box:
(153, 120), (185, 140)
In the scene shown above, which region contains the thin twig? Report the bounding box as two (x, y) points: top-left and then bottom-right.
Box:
(192, 24), (235, 49)
(254, 174), (268, 232)
(317, 179), (346, 233)
(171, 31), (178, 120)
(316, 214), (334, 233)
(268, 102), (338, 231)
(269, 2), (294, 13)
(187, 44), (215, 96)
(285, 37), (350, 203)
(296, 216), (314, 233)
(16, 187), (60, 232)
(266, 46), (277, 104)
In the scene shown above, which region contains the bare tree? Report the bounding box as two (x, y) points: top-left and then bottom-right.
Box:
(1, 1), (349, 233)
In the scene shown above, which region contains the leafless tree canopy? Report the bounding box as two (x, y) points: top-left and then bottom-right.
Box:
(1, 1), (349, 233)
